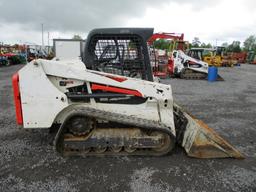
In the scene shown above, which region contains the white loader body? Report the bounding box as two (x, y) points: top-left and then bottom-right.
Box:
(172, 50), (208, 75)
(17, 59), (176, 136)
(13, 59), (243, 158)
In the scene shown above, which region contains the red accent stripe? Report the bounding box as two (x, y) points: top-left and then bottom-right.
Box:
(91, 84), (142, 97)
(105, 75), (127, 82)
(90, 71), (127, 82)
(12, 73), (23, 125)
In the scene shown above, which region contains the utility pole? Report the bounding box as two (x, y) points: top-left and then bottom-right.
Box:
(41, 23), (44, 48)
(47, 32), (50, 47)
(47, 32), (50, 54)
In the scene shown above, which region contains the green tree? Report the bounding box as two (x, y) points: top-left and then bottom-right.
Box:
(201, 42), (206, 47)
(153, 39), (171, 50)
(200, 42), (212, 48)
(243, 35), (256, 51)
(72, 34), (82, 40)
(192, 37), (201, 47)
(221, 42), (229, 47)
(205, 43), (212, 48)
(227, 41), (241, 53)
(128, 41), (136, 49)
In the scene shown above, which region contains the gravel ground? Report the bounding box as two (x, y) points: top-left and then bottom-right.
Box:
(0, 64), (256, 192)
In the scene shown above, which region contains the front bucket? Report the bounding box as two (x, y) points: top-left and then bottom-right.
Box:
(174, 103), (244, 159)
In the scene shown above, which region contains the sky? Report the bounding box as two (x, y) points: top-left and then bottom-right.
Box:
(0, 0), (255, 46)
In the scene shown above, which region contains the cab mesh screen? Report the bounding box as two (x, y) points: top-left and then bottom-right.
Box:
(88, 35), (146, 79)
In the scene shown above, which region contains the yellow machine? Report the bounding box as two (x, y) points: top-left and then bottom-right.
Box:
(188, 48), (222, 67)
(188, 47), (236, 67)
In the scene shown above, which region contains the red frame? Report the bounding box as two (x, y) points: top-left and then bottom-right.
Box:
(148, 33), (185, 77)
(91, 84), (142, 97)
(104, 75), (127, 82)
(12, 73), (23, 125)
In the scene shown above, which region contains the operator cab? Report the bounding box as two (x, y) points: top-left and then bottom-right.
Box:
(83, 28), (154, 81)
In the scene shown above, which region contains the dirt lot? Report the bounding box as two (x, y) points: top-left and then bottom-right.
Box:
(0, 64), (256, 192)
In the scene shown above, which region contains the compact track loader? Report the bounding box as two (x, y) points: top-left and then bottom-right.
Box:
(12, 28), (243, 158)
(172, 50), (209, 79)
(172, 50), (224, 80)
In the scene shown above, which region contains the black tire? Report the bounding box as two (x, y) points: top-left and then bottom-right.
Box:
(180, 68), (186, 79)
(5, 59), (11, 66)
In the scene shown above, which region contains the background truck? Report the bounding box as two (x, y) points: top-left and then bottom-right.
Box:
(53, 39), (86, 61)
